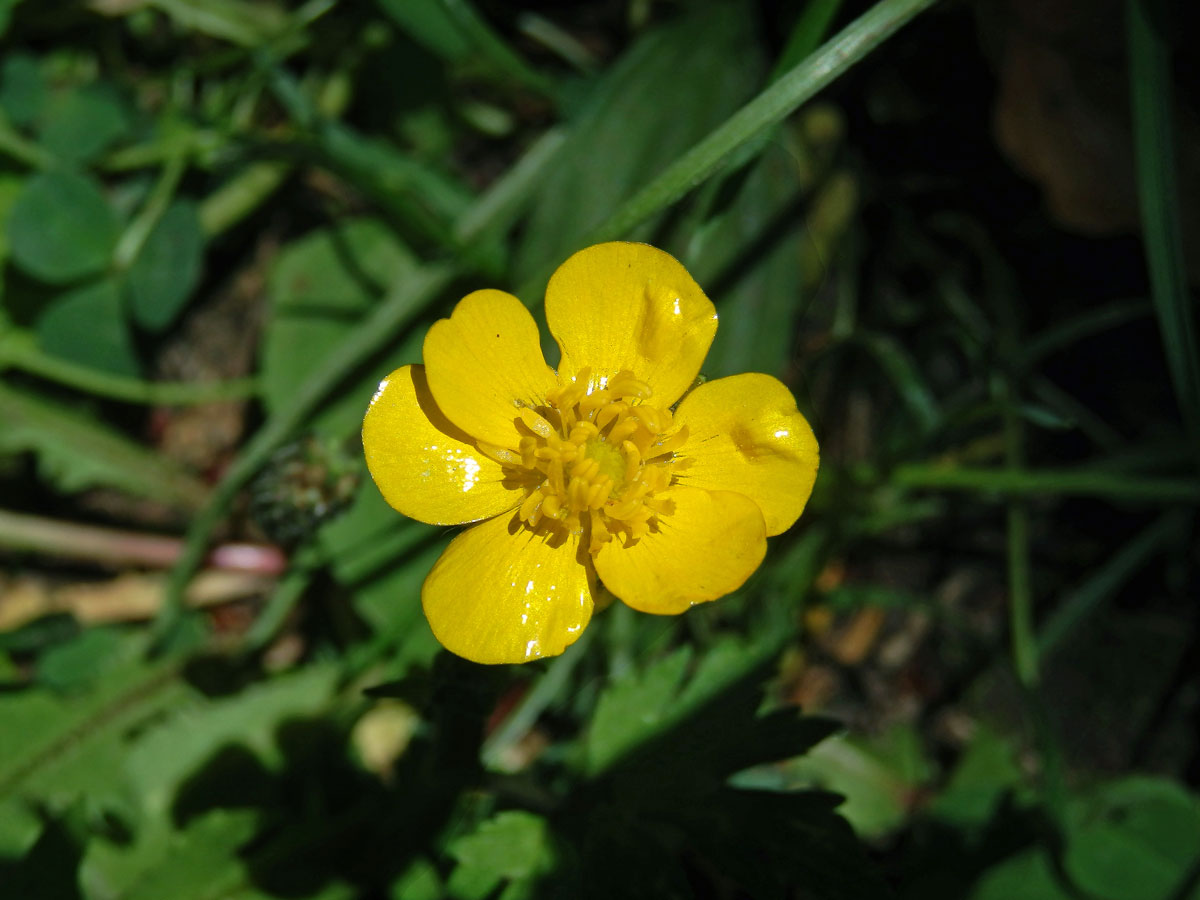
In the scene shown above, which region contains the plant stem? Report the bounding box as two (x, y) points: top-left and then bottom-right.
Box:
(886, 464), (1200, 503)
(0, 508), (286, 574)
(0, 329), (258, 405)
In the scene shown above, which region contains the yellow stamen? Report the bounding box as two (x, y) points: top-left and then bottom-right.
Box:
(506, 368), (688, 551)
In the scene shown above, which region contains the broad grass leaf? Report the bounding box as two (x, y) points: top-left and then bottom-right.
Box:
(7, 170), (119, 285)
(125, 200), (204, 332)
(514, 2), (762, 280)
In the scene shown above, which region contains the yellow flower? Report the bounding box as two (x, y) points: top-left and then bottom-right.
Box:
(362, 242), (819, 664)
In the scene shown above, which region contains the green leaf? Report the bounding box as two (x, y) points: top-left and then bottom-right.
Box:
(515, 2), (762, 281)
(124, 664), (339, 817)
(38, 82), (132, 164)
(928, 725), (1023, 829)
(0, 173), (23, 263)
(446, 811), (554, 900)
(262, 218), (419, 434)
(124, 200), (204, 332)
(0, 382), (209, 507)
(376, 0), (471, 61)
(1064, 776), (1200, 900)
(969, 849), (1071, 900)
(585, 646), (693, 775)
(7, 170), (120, 285)
(81, 665), (339, 897)
(762, 724), (933, 838)
(585, 636), (838, 791)
(0, 632), (190, 823)
(103, 810), (260, 900)
(36, 278), (141, 377)
(35, 627), (130, 693)
(0, 53), (44, 127)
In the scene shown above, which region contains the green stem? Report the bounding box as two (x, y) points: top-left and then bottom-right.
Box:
(480, 630), (593, 771)
(0, 329), (258, 405)
(0, 111), (55, 169)
(1037, 512), (1181, 657)
(886, 464), (1200, 503)
(113, 151), (188, 270)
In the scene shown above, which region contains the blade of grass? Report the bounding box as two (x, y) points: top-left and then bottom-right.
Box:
(585, 0), (938, 245)
(1037, 511), (1182, 657)
(514, 0), (939, 300)
(1128, 0), (1200, 436)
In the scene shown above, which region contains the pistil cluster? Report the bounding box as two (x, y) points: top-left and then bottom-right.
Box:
(486, 367), (689, 553)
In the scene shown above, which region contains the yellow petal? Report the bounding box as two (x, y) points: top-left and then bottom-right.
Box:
(545, 242), (717, 408)
(363, 365), (525, 525)
(673, 373), (818, 536)
(423, 513), (595, 664)
(593, 486), (765, 615)
(424, 289), (558, 449)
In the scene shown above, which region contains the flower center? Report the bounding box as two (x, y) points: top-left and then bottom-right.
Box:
(499, 367), (689, 553)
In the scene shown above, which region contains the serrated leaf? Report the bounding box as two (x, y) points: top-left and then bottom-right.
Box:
(585, 646), (692, 774)
(585, 636), (838, 791)
(35, 626), (129, 693)
(446, 811), (553, 900)
(0, 383), (208, 507)
(6, 170), (119, 285)
(0, 632), (191, 824)
(82, 808), (259, 900)
(124, 664), (339, 819)
(36, 278), (141, 377)
(125, 200), (204, 331)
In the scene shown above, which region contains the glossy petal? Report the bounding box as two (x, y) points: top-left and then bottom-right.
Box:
(423, 513), (595, 664)
(674, 373), (819, 536)
(593, 486), (765, 614)
(424, 289), (558, 449)
(545, 242), (717, 408)
(363, 365), (525, 525)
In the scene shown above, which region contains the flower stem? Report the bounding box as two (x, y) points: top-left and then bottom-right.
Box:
(0, 508), (286, 574)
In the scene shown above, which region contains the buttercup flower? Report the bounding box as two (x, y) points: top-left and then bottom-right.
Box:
(363, 242), (819, 664)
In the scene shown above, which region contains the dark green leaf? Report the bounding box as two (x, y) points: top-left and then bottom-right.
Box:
(0, 53), (44, 127)
(0, 383), (208, 506)
(38, 82), (131, 164)
(446, 811), (554, 900)
(1064, 777), (1200, 900)
(262, 218), (419, 433)
(7, 171), (119, 285)
(36, 278), (140, 377)
(125, 200), (204, 332)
